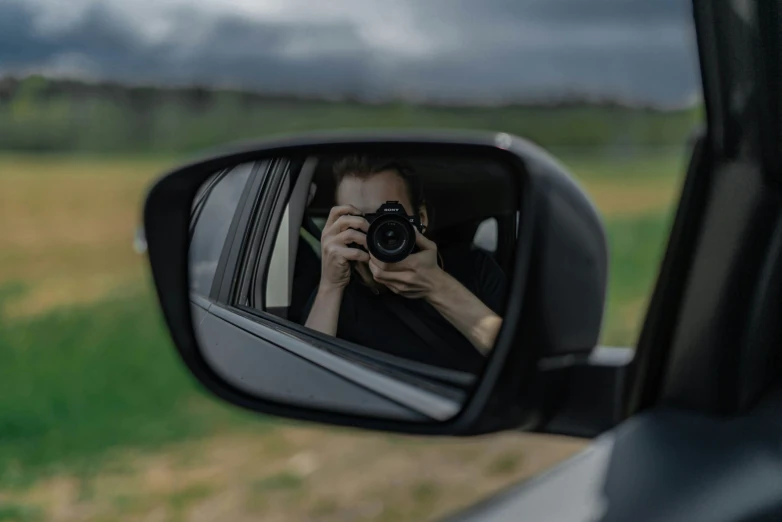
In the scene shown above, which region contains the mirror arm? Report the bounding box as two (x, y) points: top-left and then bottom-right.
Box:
(530, 347), (635, 438)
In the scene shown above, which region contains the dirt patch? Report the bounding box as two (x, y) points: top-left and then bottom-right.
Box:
(9, 426), (585, 522)
(0, 156), (168, 316)
(0, 156), (166, 249)
(2, 271), (146, 319)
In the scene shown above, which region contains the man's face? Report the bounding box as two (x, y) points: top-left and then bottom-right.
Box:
(336, 170), (416, 218)
(335, 170), (427, 287)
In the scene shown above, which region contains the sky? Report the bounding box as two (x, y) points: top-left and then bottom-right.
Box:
(0, 0), (702, 106)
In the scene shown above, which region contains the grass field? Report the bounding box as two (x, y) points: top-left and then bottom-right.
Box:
(0, 149), (684, 521)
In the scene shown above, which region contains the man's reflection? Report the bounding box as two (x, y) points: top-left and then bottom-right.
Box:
(302, 155), (506, 373)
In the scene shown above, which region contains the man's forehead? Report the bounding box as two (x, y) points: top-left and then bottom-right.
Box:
(336, 172), (411, 212)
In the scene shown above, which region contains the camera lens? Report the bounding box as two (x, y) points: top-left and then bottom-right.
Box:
(367, 218), (415, 263)
(381, 228), (400, 248)
(366, 210), (417, 263)
(375, 222), (408, 255)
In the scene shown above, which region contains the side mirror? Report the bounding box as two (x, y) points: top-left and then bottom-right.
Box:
(143, 130), (608, 436)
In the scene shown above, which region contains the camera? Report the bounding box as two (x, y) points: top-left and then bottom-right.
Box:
(350, 201), (424, 263)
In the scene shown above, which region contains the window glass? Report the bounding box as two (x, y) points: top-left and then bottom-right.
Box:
(192, 170), (223, 212)
(189, 163), (254, 296)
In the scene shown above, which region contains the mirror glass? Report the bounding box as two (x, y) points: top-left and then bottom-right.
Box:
(188, 151), (522, 422)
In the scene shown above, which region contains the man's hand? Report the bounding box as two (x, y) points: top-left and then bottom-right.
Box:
(370, 229), (502, 354)
(319, 205), (371, 291)
(368, 229), (447, 299)
(305, 205), (369, 336)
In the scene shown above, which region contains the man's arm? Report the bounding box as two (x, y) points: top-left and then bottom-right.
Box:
(368, 231), (503, 354)
(304, 286), (345, 336)
(425, 272), (502, 355)
(304, 205), (369, 336)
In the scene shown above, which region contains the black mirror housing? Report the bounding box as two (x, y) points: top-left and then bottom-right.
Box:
(143, 130), (608, 436)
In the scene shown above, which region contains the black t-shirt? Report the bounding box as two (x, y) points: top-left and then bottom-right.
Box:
(301, 243), (507, 373)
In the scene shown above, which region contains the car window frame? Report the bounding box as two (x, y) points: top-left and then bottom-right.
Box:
(205, 160), (275, 304)
(755, 0), (781, 181)
(253, 160), (293, 309)
(188, 164), (256, 300)
(223, 158), (292, 309)
(190, 168), (228, 233)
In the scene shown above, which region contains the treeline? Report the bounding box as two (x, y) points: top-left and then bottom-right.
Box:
(0, 75), (702, 154)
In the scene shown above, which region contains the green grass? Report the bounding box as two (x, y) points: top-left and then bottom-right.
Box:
(0, 504), (42, 522)
(559, 148), (688, 182)
(251, 472), (305, 492)
(167, 483), (214, 512)
(486, 453), (524, 477)
(411, 481), (440, 504)
(601, 211), (674, 345)
(0, 282), (265, 487)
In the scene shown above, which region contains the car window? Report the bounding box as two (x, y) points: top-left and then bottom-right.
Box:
(189, 163), (254, 296)
(191, 170), (224, 213)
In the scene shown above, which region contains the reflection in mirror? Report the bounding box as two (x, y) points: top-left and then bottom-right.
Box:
(188, 152), (521, 422)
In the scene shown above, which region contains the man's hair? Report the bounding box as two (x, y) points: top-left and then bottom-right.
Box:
(332, 155), (426, 215)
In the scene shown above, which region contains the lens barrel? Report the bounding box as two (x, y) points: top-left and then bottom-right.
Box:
(367, 215), (416, 263)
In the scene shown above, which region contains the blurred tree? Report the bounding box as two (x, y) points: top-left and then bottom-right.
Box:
(187, 86), (213, 113)
(0, 75), (703, 155)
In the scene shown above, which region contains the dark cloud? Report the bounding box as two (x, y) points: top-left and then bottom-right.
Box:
(405, 0), (692, 49)
(0, 0), (701, 105)
(0, 2), (161, 74)
(384, 0), (699, 105)
(0, 1), (375, 95)
(486, 0), (690, 25)
(164, 15), (374, 95)
(393, 43), (697, 105)
(0, 1), (66, 66)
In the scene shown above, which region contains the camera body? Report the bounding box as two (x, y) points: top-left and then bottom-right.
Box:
(351, 201), (424, 263)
